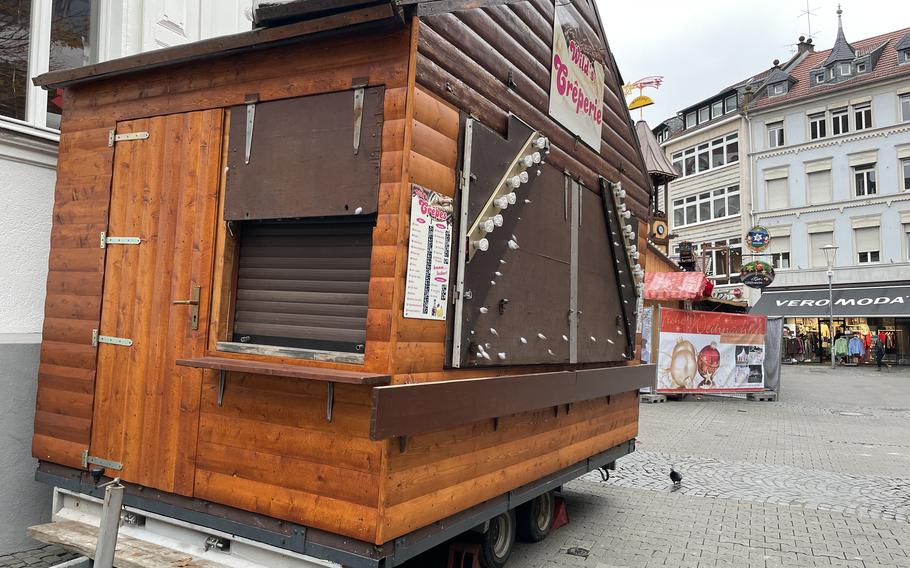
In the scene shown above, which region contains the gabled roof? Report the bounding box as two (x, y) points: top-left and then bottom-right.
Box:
(635, 120), (677, 181)
(822, 8), (856, 66)
(765, 67), (795, 85)
(896, 33), (910, 52)
(751, 26), (910, 110)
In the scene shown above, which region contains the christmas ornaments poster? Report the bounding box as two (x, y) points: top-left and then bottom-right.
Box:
(653, 308), (768, 393)
(656, 333), (765, 391)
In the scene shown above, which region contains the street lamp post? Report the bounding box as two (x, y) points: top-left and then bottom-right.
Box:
(821, 244), (838, 369)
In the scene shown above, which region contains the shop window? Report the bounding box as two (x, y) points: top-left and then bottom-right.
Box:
(855, 226), (880, 264)
(809, 231), (833, 268)
(230, 218), (374, 353)
(853, 104), (872, 131)
(767, 121), (784, 149)
(809, 112), (827, 140)
(807, 170), (832, 204)
(765, 177), (789, 209)
(853, 164), (877, 197)
(831, 108), (849, 136)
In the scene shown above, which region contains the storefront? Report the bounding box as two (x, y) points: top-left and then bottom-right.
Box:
(751, 284), (910, 365)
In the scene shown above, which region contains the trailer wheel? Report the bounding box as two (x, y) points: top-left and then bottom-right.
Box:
(480, 510), (516, 568)
(516, 491), (555, 542)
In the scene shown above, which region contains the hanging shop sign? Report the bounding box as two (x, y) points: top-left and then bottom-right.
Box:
(404, 185), (454, 320)
(740, 260), (775, 289)
(548, 3), (606, 149)
(746, 225), (771, 252)
(655, 308), (767, 394)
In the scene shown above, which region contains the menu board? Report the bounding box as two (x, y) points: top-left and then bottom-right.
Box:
(404, 185), (454, 320)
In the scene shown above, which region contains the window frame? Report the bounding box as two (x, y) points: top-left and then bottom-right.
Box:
(900, 50), (910, 64)
(767, 121), (784, 149)
(698, 106), (710, 124)
(900, 94), (910, 123)
(809, 231), (834, 268)
(808, 112), (827, 140)
(711, 100), (723, 119)
(724, 94), (737, 113)
(770, 82), (785, 96)
(856, 63), (867, 73)
(671, 185), (740, 228)
(671, 133), (739, 179)
(831, 108), (849, 136)
(853, 103), (872, 131)
(902, 157), (910, 192)
(839, 63), (852, 76)
(854, 226), (881, 265)
(685, 111), (696, 129)
(853, 163), (877, 197)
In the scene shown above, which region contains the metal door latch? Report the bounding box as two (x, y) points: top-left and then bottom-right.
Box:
(108, 129), (149, 147)
(172, 284), (201, 330)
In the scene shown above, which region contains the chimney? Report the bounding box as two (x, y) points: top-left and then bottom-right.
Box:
(797, 35), (816, 55)
(742, 85), (756, 109)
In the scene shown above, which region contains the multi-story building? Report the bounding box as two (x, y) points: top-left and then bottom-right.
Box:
(653, 49), (808, 304)
(0, 0), (251, 552)
(746, 11), (910, 363)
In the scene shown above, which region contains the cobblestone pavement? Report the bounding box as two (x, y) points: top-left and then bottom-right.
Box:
(0, 545), (78, 568)
(507, 365), (910, 567)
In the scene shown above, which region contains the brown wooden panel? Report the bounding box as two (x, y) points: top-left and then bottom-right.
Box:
(176, 356), (390, 385)
(370, 365), (653, 439)
(89, 109), (224, 496)
(224, 87), (384, 220)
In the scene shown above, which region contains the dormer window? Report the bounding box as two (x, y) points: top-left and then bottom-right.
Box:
(856, 63), (867, 73)
(769, 82), (786, 97)
(900, 50), (910, 64)
(839, 63), (852, 75)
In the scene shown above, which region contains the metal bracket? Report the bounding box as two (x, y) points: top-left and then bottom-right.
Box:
(92, 329), (133, 347)
(108, 129), (149, 147)
(326, 382), (334, 422)
(352, 87), (365, 155)
(217, 370), (226, 407)
(99, 232), (141, 248)
(81, 449), (123, 471)
(244, 93), (259, 165)
(451, 118), (474, 368)
(172, 284), (201, 330)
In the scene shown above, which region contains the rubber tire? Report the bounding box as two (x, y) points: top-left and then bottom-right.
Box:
(480, 510), (516, 568)
(516, 491), (555, 543)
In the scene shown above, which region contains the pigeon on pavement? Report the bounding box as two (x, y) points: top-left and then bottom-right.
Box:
(670, 466), (682, 488)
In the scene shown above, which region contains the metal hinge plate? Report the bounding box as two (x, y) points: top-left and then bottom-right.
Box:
(99, 232), (141, 248)
(81, 449), (123, 471)
(92, 329), (133, 347)
(108, 129), (149, 147)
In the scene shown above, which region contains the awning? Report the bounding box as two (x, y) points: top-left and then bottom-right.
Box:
(751, 285), (910, 317)
(644, 271), (714, 301)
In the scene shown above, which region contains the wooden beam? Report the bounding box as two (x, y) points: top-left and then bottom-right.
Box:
(369, 365), (654, 439)
(176, 356), (391, 385)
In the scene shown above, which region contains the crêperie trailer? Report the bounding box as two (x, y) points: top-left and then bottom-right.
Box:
(29, 0), (654, 566)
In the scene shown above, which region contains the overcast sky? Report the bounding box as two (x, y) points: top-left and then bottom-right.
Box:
(599, 0), (909, 125)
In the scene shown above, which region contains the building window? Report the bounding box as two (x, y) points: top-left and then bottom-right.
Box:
(902, 158), (910, 191)
(856, 63), (867, 73)
(900, 94), (910, 122)
(807, 170), (832, 204)
(698, 106), (710, 123)
(769, 236), (791, 270)
(814, 73), (824, 85)
(0, 0), (95, 130)
(831, 108), (849, 136)
(853, 104), (872, 131)
(703, 238), (742, 284)
(839, 63), (852, 75)
(809, 112), (827, 139)
(670, 134), (738, 179)
(685, 111), (696, 128)
(671, 185), (740, 228)
(711, 100), (723, 118)
(855, 227), (880, 264)
(725, 94), (737, 113)
(853, 164), (877, 197)
(809, 231), (834, 268)
(765, 178), (789, 209)
(767, 121), (784, 149)
(769, 82), (786, 96)
(900, 50), (910, 64)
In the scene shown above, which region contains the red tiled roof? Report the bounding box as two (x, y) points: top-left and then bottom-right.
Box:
(751, 27), (910, 109)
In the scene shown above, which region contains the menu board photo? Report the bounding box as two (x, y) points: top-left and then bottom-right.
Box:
(404, 185), (454, 320)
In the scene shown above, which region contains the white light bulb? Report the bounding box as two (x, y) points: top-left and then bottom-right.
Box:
(493, 214), (504, 226)
(519, 171), (529, 183)
(632, 251), (640, 260)
(508, 175), (522, 188)
(473, 238), (489, 252)
(520, 337), (528, 344)
(620, 204), (627, 212)
(625, 224), (634, 233)
(482, 219), (496, 233)
(622, 210), (632, 219)
(629, 245), (637, 253)
(508, 239), (520, 250)
(490, 328), (498, 336)
(497, 352), (507, 360)
(532, 152), (541, 164)
(535, 137), (548, 149)
(495, 196), (509, 209)
(537, 333), (547, 340)
(506, 193), (517, 205)
(521, 155), (534, 168)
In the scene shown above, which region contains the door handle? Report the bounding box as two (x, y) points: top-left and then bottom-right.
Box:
(173, 285), (201, 329)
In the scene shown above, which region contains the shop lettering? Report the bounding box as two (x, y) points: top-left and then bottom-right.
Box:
(774, 297), (905, 307)
(552, 51), (603, 126)
(419, 198), (448, 222)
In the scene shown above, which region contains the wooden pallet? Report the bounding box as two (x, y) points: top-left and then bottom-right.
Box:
(746, 391), (777, 402)
(640, 393), (667, 404)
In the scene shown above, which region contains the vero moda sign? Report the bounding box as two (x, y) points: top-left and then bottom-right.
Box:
(548, 3), (606, 150)
(754, 286), (910, 317)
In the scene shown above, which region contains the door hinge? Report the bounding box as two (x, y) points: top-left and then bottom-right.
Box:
(81, 449), (123, 471)
(92, 329), (133, 347)
(108, 129), (149, 147)
(99, 232), (141, 248)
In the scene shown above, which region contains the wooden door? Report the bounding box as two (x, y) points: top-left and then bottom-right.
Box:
(89, 109), (224, 495)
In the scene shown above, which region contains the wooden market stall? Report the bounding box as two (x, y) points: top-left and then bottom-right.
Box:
(30, 0), (655, 564)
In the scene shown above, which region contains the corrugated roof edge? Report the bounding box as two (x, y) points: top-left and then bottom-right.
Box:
(33, 2), (402, 89)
